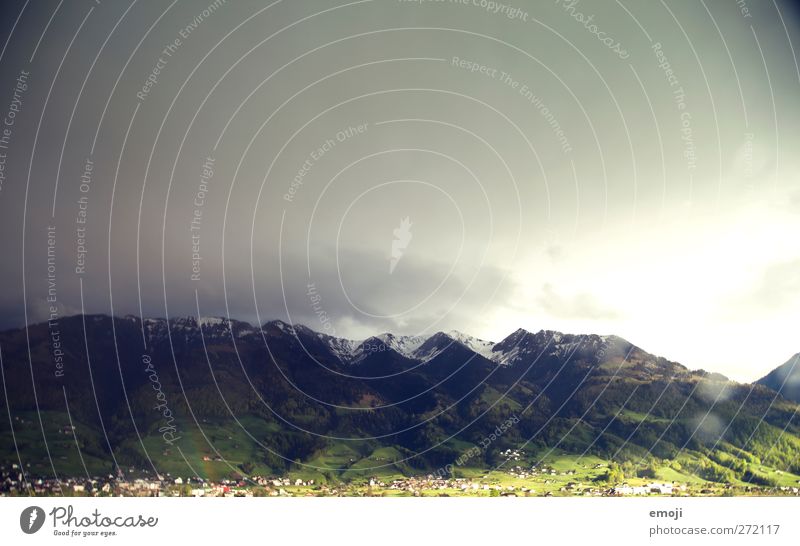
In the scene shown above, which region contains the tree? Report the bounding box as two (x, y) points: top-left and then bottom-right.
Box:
(602, 462), (624, 483)
(637, 462), (658, 479)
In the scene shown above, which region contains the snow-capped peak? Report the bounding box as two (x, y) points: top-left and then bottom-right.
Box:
(373, 333), (430, 359)
(198, 316), (226, 328)
(444, 330), (496, 359)
(316, 333), (361, 364)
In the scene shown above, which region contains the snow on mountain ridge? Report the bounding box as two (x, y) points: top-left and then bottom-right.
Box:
(445, 330), (496, 360)
(136, 316), (627, 368)
(375, 333), (430, 359)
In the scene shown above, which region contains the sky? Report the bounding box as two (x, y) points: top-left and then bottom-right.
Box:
(0, 0), (798, 381)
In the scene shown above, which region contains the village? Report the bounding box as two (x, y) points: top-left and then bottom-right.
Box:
(2, 461), (799, 498)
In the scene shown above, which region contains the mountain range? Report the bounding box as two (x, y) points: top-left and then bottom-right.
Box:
(1, 314), (799, 485)
(757, 353), (800, 405)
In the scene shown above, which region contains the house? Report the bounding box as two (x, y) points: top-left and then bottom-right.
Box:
(647, 482), (674, 495)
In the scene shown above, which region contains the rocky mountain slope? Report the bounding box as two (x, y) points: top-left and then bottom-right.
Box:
(1, 315), (798, 483)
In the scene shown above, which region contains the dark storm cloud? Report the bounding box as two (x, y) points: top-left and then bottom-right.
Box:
(0, 0), (799, 377)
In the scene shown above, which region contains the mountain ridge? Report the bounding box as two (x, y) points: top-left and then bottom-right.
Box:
(35, 313), (671, 369)
(4, 313), (790, 383)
